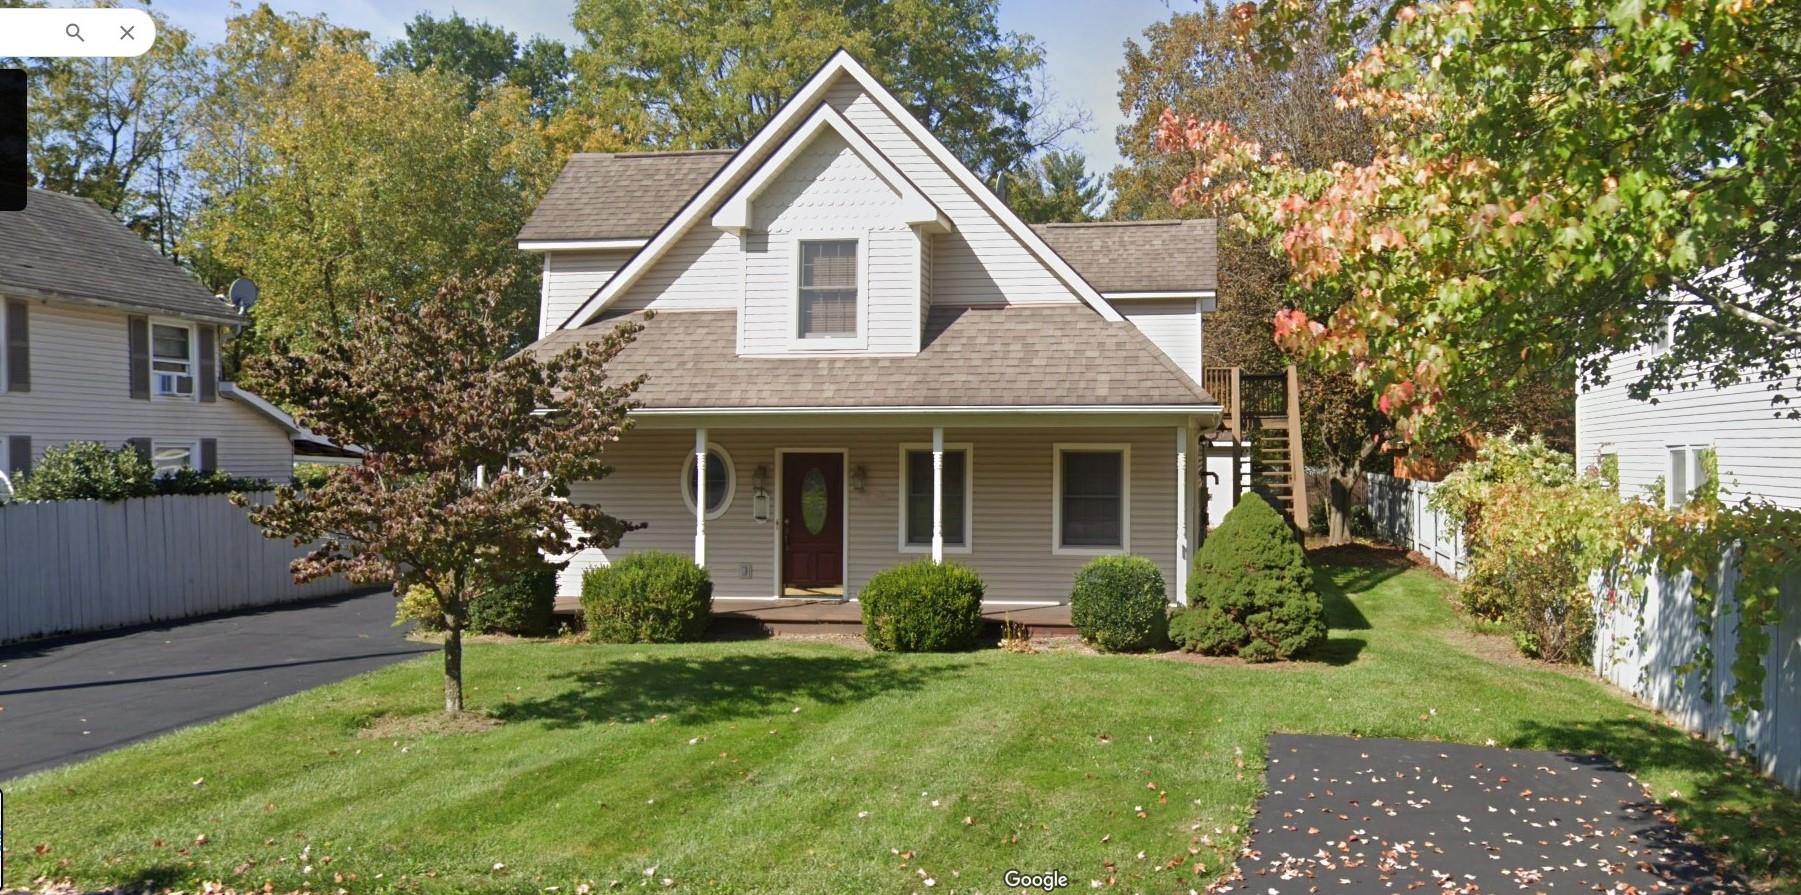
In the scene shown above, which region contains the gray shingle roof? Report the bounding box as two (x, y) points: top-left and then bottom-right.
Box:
(1031, 220), (1218, 293)
(0, 188), (238, 322)
(517, 150), (734, 242)
(530, 304), (1215, 409)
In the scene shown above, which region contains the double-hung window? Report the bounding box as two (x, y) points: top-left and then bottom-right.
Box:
(1055, 446), (1129, 552)
(797, 239), (858, 340)
(151, 322), (195, 397)
(901, 445), (970, 551)
(152, 440), (196, 476)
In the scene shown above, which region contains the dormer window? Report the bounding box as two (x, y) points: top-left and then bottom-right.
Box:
(151, 322), (195, 397)
(798, 239), (859, 340)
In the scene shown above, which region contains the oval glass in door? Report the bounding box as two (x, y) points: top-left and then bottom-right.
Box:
(800, 468), (829, 534)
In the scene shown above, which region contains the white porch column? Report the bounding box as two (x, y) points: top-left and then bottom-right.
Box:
(931, 426), (945, 564)
(693, 428), (708, 568)
(1175, 426), (1189, 605)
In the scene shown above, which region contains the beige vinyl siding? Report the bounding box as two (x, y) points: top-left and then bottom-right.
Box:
(1115, 298), (1203, 380)
(1576, 344), (1801, 509)
(612, 226), (742, 313)
(540, 249), (636, 338)
(554, 426), (1179, 602)
(739, 131), (919, 355)
(824, 79), (1082, 308)
(0, 300), (294, 480)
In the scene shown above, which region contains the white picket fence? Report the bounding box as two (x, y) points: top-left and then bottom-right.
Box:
(0, 493), (360, 644)
(1364, 473), (1467, 578)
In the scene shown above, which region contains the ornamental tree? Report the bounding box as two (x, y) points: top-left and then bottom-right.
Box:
(1159, 0), (1801, 450)
(238, 276), (644, 713)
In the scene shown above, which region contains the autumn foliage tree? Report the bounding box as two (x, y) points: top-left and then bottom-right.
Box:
(239, 277), (643, 713)
(1158, 0), (1800, 449)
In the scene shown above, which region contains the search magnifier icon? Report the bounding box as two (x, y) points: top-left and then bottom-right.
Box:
(66, 22), (84, 41)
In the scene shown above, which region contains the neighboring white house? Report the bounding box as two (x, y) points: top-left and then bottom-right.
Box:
(519, 51), (1295, 605)
(0, 187), (327, 495)
(1577, 302), (1801, 792)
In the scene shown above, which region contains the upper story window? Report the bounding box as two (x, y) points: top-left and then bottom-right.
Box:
(151, 322), (195, 397)
(798, 239), (858, 339)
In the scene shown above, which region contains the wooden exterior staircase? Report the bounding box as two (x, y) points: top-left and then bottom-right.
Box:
(1201, 364), (1309, 528)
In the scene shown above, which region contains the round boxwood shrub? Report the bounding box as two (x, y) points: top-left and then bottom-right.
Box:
(1069, 555), (1169, 652)
(860, 559), (986, 652)
(468, 563), (559, 636)
(582, 552), (714, 643)
(1175, 491), (1325, 662)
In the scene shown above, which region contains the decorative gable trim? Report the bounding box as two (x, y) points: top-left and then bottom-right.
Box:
(559, 49), (1121, 330)
(712, 104), (950, 236)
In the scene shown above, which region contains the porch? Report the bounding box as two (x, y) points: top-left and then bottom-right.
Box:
(552, 595), (1078, 637)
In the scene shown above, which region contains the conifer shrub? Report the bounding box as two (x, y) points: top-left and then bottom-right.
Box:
(1069, 555), (1169, 652)
(582, 552), (713, 643)
(1174, 491), (1325, 661)
(860, 559), (986, 652)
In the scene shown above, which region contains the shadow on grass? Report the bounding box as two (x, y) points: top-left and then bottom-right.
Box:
(493, 651), (965, 729)
(1513, 717), (1801, 887)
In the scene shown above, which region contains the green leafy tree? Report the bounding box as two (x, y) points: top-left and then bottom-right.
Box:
(1006, 150), (1103, 223)
(567, 0), (1048, 177)
(239, 276), (644, 714)
(379, 12), (572, 118)
(1161, 0), (1801, 448)
(4, 5), (204, 257)
(187, 37), (552, 347)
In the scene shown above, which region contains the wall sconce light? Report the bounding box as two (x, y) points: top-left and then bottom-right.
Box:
(850, 464), (868, 493)
(751, 464), (771, 523)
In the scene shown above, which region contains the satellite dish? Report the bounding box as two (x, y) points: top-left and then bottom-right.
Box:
(227, 278), (259, 314)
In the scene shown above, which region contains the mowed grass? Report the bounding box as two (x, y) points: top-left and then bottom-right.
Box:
(6, 548), (1798, 894)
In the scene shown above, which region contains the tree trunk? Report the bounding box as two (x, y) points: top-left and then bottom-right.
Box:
(443, 624), (464, 714)
(1326, 464), (1357, 547)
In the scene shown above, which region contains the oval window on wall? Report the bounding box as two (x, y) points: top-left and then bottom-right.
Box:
(800, 468), (828, 534)
(681, 444), (735, 519)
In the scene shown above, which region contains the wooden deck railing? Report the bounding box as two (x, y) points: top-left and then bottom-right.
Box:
(1201, 364), (1310, 526)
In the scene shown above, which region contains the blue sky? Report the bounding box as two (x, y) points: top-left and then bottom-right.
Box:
(152, 0), (1182, 178)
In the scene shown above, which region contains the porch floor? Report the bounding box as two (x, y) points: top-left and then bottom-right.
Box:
(553, 596), (1076, 637)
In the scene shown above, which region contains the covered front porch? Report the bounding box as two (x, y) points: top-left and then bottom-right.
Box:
(554, 410), (1219, 606)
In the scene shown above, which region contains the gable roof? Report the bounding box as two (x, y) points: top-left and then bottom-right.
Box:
(555, 50), (1124, 329)
(532, 305), (1215, 410)
(518, 150), (734, 243)
(0, 188), (240, 324)
(1033, 221), (1218, 293)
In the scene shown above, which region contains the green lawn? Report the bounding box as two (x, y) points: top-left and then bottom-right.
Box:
(6, 548), (1798, 894)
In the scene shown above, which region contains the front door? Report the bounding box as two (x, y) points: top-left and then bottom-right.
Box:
(782, 452), (844, 593)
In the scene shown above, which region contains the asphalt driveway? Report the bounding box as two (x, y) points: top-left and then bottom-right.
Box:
(0, 589), (432, 780)
(1215, 734), (1748, 894)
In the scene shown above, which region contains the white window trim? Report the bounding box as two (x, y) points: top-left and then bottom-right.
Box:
(1665, 442), (1713, 508)
(681, 441), (736, 520)
(149, 318), (198, 401)
(151, 438), (200, 476)
(897, 442), (974, 554)
(1052, 443), (1132, 556)
(787, 232), (869, 351)
(0, 301), (9, 394)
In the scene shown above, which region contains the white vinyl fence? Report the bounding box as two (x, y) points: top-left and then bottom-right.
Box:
(1365, 473), (1467, 578)
(1594, 566), (1801, 792)
(0, 493), (360, 644)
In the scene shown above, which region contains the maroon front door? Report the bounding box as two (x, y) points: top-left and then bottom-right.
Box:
(782, 452), (844, 591)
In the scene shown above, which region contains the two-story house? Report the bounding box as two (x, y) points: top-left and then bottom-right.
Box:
(0, 188), (319, 495)
(525, 51), (1234, 606)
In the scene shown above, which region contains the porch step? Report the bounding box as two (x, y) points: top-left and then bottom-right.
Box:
(553, 597), (1078, 639)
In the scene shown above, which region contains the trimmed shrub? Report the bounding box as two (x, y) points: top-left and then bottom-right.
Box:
(6, 441), (270, 502)
(582, 552), (713, 643)
(396, 583), (446, 632)
(469, 563), (559, 636)
(860, 559), (986, 652)
(1069, 555), (1169, 652)
(1176, 491), (1326, 662)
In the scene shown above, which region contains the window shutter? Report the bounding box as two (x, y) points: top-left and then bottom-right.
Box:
(7, 435), (31, 478)
(199, 438), (217, 472)
(4, 299), (28, 392)
(126, 437), (152, 466)
(197, 325), (217, 402)
(127, 316), (150, 400)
